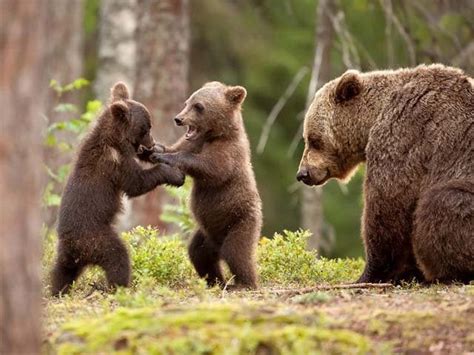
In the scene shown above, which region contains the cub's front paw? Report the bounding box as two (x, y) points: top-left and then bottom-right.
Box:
(149, 152), (174, 165)
(162, 165), (185, 187)
(137, 144), (165, 162)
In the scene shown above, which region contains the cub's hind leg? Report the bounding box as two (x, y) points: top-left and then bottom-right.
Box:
(221, 223), (259, 290)
(188, 230), (224, 287)
(92, 229), (131, 289)
(51, 242), (84, 296)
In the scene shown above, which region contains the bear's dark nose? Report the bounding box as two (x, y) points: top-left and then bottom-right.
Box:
(296, 168), (310, 182)
(174, 117), (183, 126)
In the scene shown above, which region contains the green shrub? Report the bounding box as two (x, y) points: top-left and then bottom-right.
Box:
(258, 230), (319, 286)
(258, 230), (364, 286)
(43, 227), (364, 294)
(316, 257), (365, 284)
(123, 226), (196, 287)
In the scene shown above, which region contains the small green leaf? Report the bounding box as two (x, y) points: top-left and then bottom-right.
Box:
(44, 133), (57, 147)
(54, 103), (78, 113)
(47, 121), (67, 133)
(63, 78), (90, 92)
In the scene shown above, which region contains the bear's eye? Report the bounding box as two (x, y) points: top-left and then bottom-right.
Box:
(193, 103), (204, 113)
(309, 137), (323, 151)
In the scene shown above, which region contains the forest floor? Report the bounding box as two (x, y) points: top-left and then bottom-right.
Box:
(42, 229), (474, 354)
(43, 279), (474, 354)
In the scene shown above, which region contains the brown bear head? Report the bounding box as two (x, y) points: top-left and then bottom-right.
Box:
(297, 70), (366, 186)
(109, 82), (155, 152)
(173, 81), (247, 141)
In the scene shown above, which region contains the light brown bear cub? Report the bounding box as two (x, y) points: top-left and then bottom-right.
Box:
(297, 64), (473, 284)
(151, 82), (262, 289)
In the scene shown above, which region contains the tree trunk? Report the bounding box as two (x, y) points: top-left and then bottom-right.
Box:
(95, 0), (138, 230)
(132, 0), (190, 230)
(45, 0), (84, 109)
(0, 0), (48, 353)
(44, 0), (84, 227)
(95, 0), (137, 102)
(301, 0), (336, 250)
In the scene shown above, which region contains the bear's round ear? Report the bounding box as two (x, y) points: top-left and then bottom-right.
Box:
(110, 101), (129, 122)
(335, 70), (362, 103)
(111, 82), (130, 102)
(225, 86), (247, 106)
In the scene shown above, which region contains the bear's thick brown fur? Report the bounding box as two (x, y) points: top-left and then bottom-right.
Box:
(151, 82), (262, 289)
(297, 64), (473, 284)
(51, 82), (185, 296)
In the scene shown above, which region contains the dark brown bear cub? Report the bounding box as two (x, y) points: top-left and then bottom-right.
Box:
(51, 82), (184, 296)
(151, 82), (262, 289)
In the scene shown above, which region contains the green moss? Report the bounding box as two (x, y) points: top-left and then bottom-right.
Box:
(57, 303), (373, 355)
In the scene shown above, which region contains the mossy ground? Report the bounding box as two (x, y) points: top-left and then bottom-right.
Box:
(42, 228), (473, 354)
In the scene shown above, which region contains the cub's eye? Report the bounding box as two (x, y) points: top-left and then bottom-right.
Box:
(309, 137), (323, 151)
(193, 103), (204, 113)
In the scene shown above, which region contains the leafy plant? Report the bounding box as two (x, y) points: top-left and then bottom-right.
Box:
(258, 230), (320, 285)
(258, 230), (364, 286)
(42, 79), (102, 210)
(160, 179), (196, 238)
(122, 226), (196, 287)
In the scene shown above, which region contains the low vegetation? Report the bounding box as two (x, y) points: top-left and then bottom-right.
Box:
(42, 227), (473, 354)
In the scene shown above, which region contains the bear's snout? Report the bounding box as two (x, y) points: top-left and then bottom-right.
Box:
(297, 166), (331, 186)
(296, 167), (311, 184)
(174, 117), (184, 126)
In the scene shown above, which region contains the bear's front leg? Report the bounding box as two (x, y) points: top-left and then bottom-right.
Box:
(150, 152), (205, 177)
(137, 144), (165, 163)
(149, 152), (179, 166)
(358, 184), (422, 284)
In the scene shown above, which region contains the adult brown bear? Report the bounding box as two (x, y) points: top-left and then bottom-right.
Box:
(297, 64), (473, 284)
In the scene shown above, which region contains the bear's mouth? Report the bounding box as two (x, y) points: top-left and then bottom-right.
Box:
(302, 168), (330, 186)
(312, 169), (331, 186)
(185, 125), (198, 140)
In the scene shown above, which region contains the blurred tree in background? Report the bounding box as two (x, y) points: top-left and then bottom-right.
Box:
(48, 0), (473, 257)
(1, 0), (49, 352)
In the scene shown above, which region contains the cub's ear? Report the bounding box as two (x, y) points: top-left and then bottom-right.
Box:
(110, 101), (129, 122)
(225, 86), (247, 106)
(111, 82), (130, 101)
(335, 70), (362, 103)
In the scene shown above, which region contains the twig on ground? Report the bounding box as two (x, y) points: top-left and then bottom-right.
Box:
(244, 283), (395, 298)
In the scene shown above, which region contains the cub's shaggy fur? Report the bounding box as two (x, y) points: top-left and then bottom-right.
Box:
(51, 83), (184, 296)
(151, 82), (262, 289)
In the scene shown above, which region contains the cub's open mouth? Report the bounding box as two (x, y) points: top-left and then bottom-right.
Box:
(185, 125), (198, 140)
